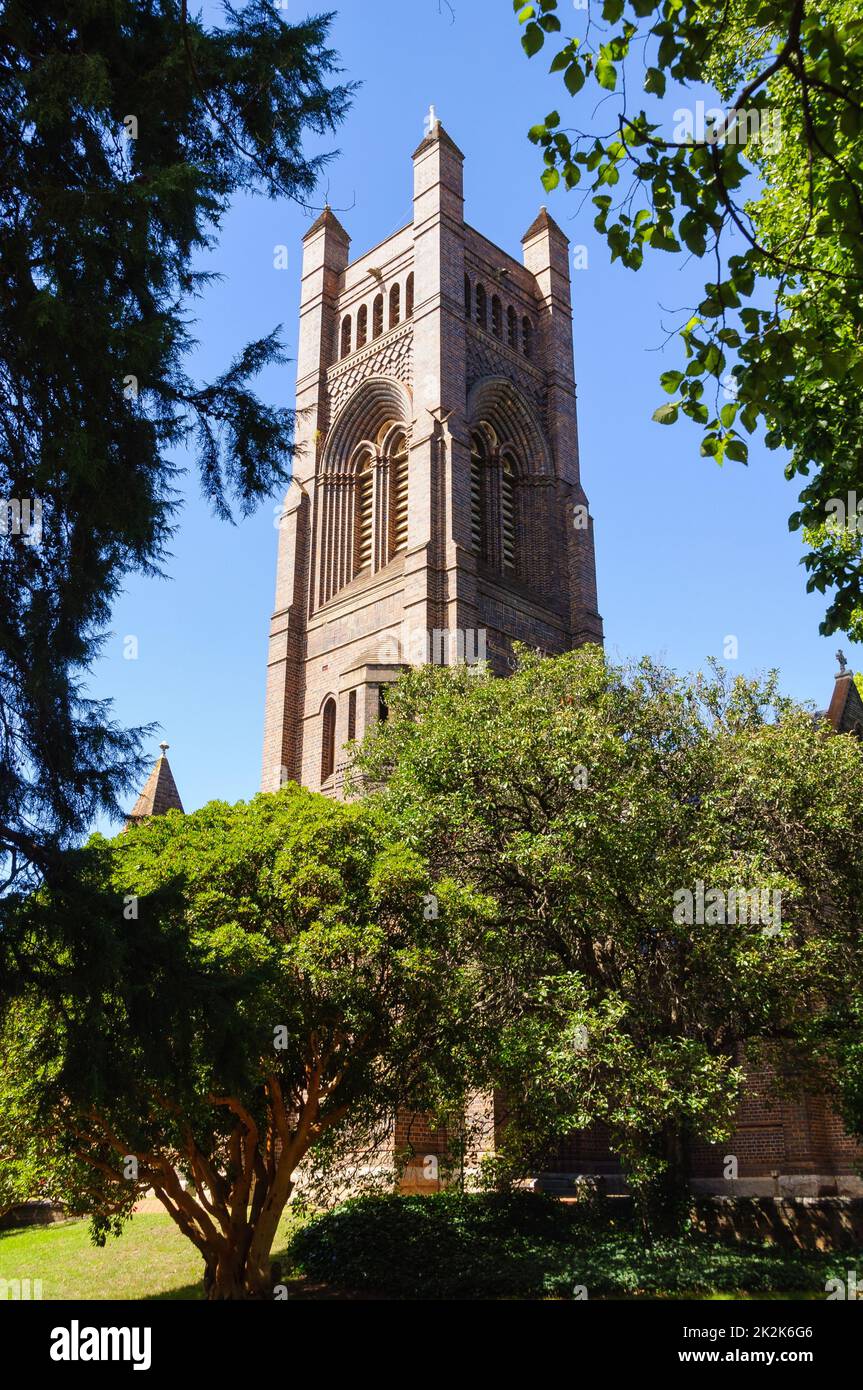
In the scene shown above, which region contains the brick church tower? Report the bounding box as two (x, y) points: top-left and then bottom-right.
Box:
(261, 119), (602, 796)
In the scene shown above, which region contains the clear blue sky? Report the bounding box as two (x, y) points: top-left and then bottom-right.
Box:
(88, 0), (851, 825)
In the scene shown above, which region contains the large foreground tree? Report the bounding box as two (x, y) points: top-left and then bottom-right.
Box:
(0, 2), (353, 897)
(353, 646), (863, 1228)
(513, 0), (863, 640)
(0, 787), (482, 1298)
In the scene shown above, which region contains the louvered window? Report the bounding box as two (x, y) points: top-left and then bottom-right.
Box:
(470, 440), (483, 556)
(356, 456), (373, 572)
(390, 437), (409, 556)
(501, 459), (516, 575)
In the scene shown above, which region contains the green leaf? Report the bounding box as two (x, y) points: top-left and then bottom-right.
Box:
(653, 402), (680, 424)
(660, 370), (684, 394)
(542, 166), (561, 192)
(596, 58), (617, 90)
(565, 61), (585, 95)
(522, 22), (545, 57)
(644, 67), (666, 97)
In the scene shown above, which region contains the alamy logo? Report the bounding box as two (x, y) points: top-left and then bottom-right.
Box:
(1, 497), (42, 545)
(49, 1321), (152, 1371)
(673, 880), (782, 934)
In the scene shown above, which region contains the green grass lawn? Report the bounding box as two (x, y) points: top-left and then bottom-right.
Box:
(1, 1194), (855, 1300)
(0, 1212), (302, 1301)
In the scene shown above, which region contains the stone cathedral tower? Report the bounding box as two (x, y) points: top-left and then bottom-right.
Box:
(261, 121), (602, 796)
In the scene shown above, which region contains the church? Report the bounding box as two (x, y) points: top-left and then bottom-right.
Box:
(260, 115), (602, 795)
(137, 120), (863, 1198)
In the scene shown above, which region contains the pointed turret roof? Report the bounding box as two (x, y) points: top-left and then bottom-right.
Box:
(522, 205), (569, 244)
(302, 205), (350, 244)
(825, 654), (863, 736)
(125, 742), (184, 827)
(411, 119), (464, 161)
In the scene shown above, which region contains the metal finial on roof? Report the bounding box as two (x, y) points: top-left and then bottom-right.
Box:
(424, 104), (437, 137)
(837, 649), (848, 675)
(159, 741), (169, 756)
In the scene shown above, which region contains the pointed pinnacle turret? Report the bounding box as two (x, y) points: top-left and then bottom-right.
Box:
(125, 743), (184, 827)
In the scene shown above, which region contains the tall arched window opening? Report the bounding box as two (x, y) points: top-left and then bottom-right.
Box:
(321, 698), (336, 783)
(470, 435), (485, 558)
(464, 274), (472, 318)
(475, 283), (487, 329)
(492, 295), (502, 338)
(347, 690), (357, 742)
(340, 315), (352, 358)
(406, 273), (414, 318)
(355, 454), (373, 573)
(507, 306), (517, 348)
(389, 433), (409, 558)
(373, 294), (384, 339)
(389, 283), (401, 328)
(356, 304), (368, 348)
(501, 458), (517, 575)
(522, 316), (532, 359)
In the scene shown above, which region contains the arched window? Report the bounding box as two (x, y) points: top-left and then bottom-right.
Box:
(406, 273), (414, 319)
(373, 293), (384, 339)
(356, 304), (368, 348)
(522, 316), (532, 359)
(475, 283), (487, 329)
(507, 306), (517, 349)
(501, 458), (517, 575)
(492, 295), (502, 339)
(340, 315), (352, 358)
(389, 433), (409, 557)
(470, 434), (485, 559)
(389, 283), (401, 328)
(321, 698), (336, 783)
(347, 689), (357, 742)
(355, 453), (373, 572)
(464, 273), (472, 318)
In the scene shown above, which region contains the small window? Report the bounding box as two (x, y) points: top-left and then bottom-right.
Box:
(476, 283), (487, 330)
(321, 698), (336, 783)
(347, 689), (357, 742)
(406, 273), (414, 319)
(492, 295), (502, 339)
(373, 293), (384, 339)
(507, 306), (517, 348)
(464, 273), (472, 318)
(340, 315), (352, 358)
(389, 283), (401, 328)
(357, 304), (368, 348)
(522, 316), (532, 359)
